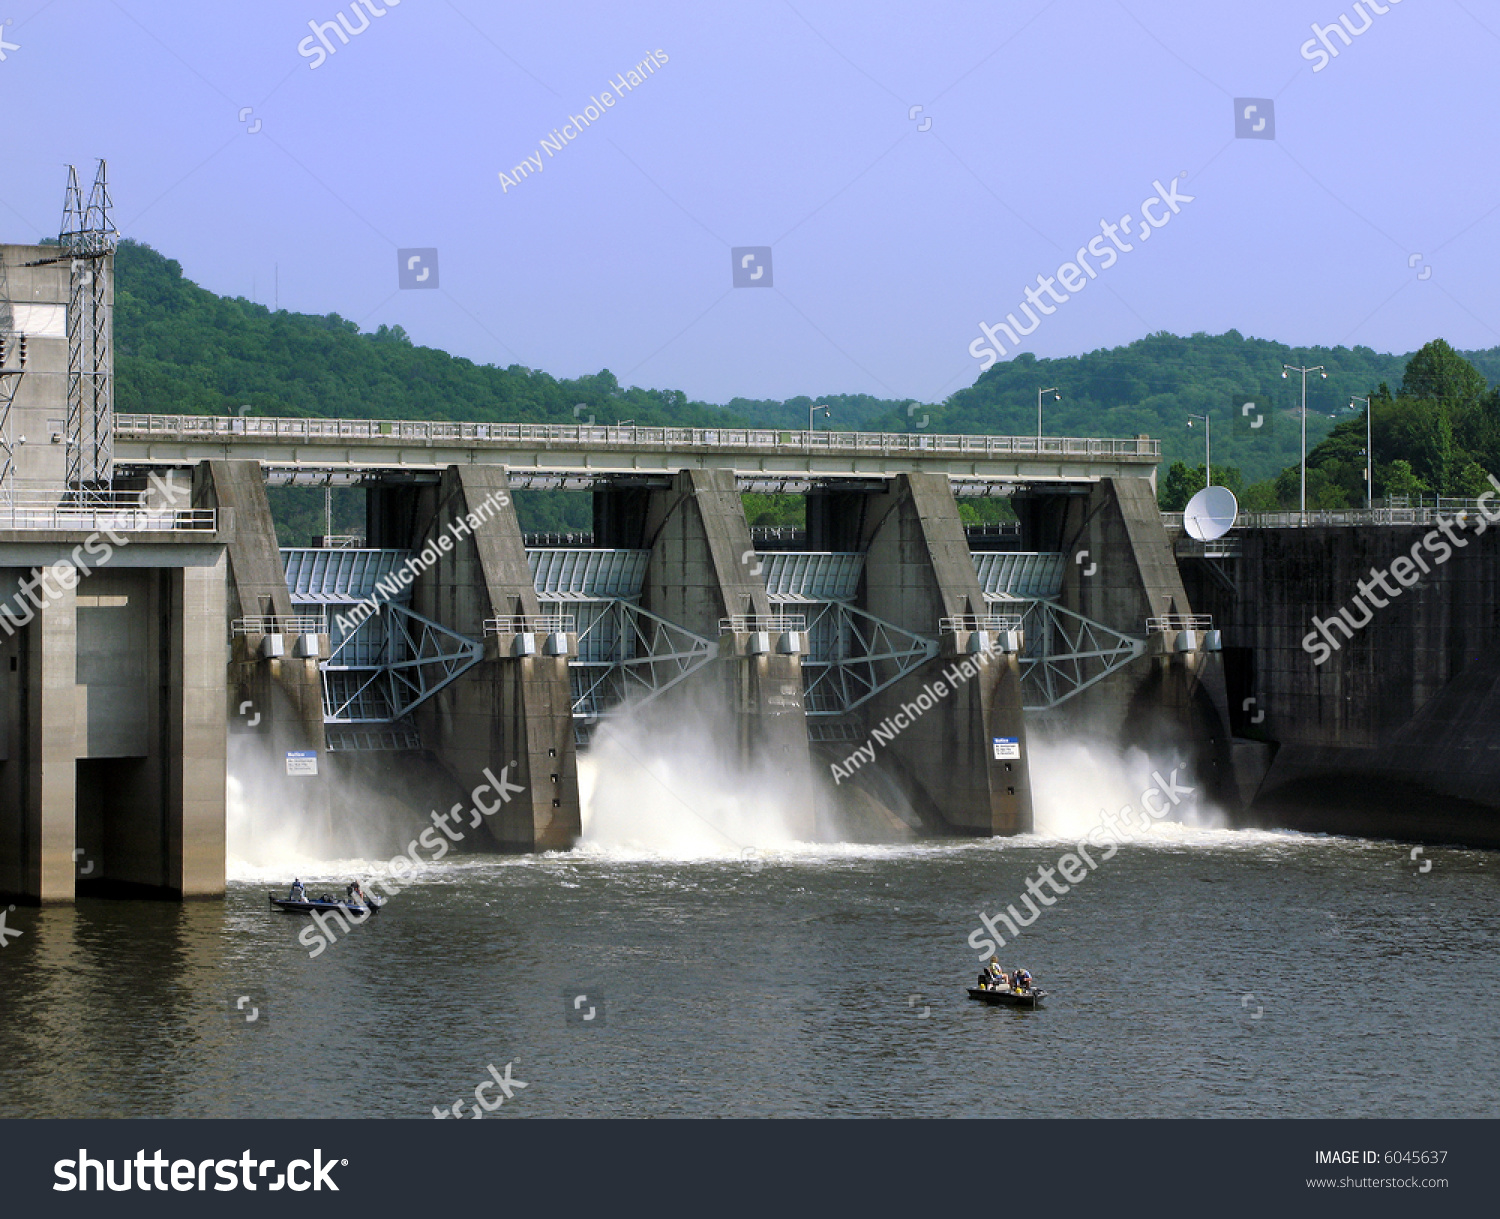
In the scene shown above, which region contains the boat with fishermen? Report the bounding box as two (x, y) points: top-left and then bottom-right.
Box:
(268, 878), (383, 917)
(967, 983), (1047, 1009)
(968, 958), (1047, 1008)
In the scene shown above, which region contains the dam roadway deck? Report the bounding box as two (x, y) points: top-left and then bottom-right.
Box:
(114, 414), (1161, 486)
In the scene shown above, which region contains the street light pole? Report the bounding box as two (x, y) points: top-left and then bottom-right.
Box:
(1037, 387), (1060, 441)
(1283, 363), (1327, 520)
(1351, 395), (1372, 509)
(1187, 413), (1211, 488)
(809, 403), (830, 433)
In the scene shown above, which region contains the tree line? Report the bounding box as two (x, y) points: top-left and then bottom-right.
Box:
(111, 240), (1498, 535)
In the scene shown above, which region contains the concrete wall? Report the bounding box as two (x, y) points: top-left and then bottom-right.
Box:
(1182, 522), (1500, 845)
(638, 469), (814, 832)
(640, 468), (773, 634)
(850, 473), (1034, 835)
(197, 461), (325, 761)
(412, 466), (580, 851)
(1045, 477), (1237, 808)
(0, 534), (228, 903)
(1, 243), (76, 492)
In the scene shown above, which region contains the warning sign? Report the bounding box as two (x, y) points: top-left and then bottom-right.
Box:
(992, 737), (1020, 761)
(285, 750), (319, 776)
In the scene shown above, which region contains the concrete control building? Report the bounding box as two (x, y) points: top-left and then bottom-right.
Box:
(1, 228), (230, 904)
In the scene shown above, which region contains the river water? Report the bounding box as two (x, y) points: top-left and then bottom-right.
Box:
(2, 740), (1497, 1119)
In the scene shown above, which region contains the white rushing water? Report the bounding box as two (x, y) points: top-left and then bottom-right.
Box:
(577, 697), (813, 858)
(228, 705), (1242, 880)
(1027, 734), (1229, 839)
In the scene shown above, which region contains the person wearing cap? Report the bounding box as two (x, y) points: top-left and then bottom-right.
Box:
(288, 878), (308, 903)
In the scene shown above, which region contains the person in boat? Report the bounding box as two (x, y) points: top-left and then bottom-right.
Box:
(984, 957), (1008, 990)
(288, 879), (307, 903)
(346, 881), (366, 907)
(1013, 968), (1033, 992)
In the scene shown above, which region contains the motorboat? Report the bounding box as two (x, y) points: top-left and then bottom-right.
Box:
(967, 985), (1047, 1009)
(268, 892), (382, 916)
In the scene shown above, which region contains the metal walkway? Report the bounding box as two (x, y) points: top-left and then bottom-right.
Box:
(117, 413), (1161, 486)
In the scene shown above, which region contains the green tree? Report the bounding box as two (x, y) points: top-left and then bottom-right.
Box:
(108, 240), (1500, 526)
(741, 493), (804, 528)
(1240, 480), (1281, 512)
(1401, 338), (1488, 407)
(1381, 459), (1427, 500)
(1452, 461), (1491, 498)
(1158, 461), (1204, 510)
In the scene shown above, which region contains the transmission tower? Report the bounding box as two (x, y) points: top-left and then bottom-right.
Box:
(0, 249), (26, 510)
(59, 160), (117, 490)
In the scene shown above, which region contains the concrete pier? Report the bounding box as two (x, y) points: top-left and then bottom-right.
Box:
(637, 469), (812, 811)
(411, 467), (580, 851)
(0, 527), (231, 902)
(1040, 476), (1237, 807)
(815, 472), (1033, 835)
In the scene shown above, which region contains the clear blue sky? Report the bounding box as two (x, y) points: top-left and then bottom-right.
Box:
(3, 0), (1496, 406)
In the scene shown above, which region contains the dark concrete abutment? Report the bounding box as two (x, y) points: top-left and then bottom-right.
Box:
(1179, 520), (1500, 846)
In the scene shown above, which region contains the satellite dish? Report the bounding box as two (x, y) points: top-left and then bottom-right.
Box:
(1183, 485), (1238, 541)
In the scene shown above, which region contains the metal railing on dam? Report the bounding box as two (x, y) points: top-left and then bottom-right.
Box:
(0, 490), (217, 532)
(1164, 499), (1492, 531)
(114, 413), (1162, 483)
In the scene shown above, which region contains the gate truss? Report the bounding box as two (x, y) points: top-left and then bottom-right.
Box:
(771, 597), (939, 716)
(546, 598), (716, 725)
(1006, 599), (1146, 710)
(322, 602), (483, 725)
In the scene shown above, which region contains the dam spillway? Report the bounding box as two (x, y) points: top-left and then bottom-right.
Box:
(1, 226), (1313, 907)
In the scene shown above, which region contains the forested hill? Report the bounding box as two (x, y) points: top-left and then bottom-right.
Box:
(114, 239), (1499, 489)
(112, 240), (731, 429)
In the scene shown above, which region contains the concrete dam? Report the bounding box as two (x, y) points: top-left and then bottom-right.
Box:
(6, 218), (1487, 907)
(1177, 508), (1500, 848)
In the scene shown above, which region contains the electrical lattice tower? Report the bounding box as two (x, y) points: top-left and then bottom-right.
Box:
(58, 160), (118, 490)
